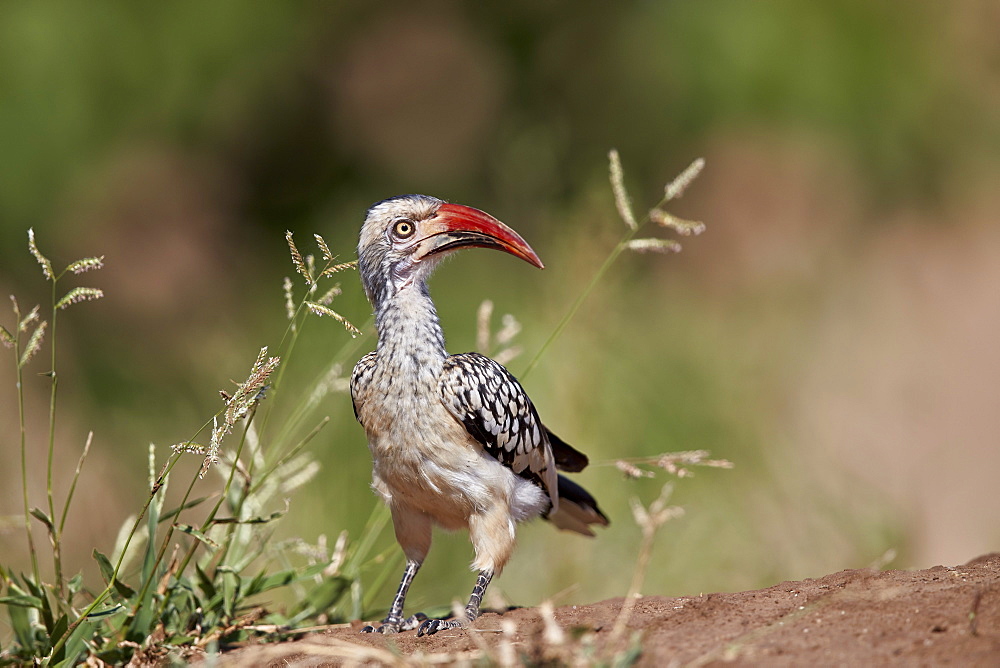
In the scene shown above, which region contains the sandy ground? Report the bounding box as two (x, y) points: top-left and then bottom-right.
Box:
(216, 553), (1000, 666)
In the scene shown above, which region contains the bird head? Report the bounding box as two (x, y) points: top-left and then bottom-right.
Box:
(357, 194), (543, 308)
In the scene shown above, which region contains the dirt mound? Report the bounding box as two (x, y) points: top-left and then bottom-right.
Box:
(221, 554), (1000, 666)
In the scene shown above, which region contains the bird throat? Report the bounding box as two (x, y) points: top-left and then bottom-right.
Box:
(374, 281), (447, 380)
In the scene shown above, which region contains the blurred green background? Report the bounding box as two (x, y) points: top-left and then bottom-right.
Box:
(2, 1), (999, 617)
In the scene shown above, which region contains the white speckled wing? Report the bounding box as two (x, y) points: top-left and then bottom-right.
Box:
(438, 353), (558, 508)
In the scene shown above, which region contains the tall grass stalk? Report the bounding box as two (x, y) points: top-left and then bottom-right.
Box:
(45, 273), (62, 598)
(26, 230), (107, 603)
(9, 298), (44, 587)
(520, 150), (705, 379)
(608, 484), (684, 651)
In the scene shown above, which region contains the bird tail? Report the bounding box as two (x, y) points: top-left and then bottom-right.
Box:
(546, 475), (609, 536)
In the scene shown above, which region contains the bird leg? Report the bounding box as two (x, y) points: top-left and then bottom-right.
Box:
(361, 560), (427, 633)
(416, 570), (493, 637)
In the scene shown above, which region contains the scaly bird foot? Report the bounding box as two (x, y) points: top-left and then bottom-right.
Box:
(416, 617), (466, 637)
(360, 612), (428, 634)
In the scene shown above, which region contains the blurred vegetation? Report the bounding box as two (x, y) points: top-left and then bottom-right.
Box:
(3, 0), (999, 647)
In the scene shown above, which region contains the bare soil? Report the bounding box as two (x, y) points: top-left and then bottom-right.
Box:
(219, 553), (1000, 666)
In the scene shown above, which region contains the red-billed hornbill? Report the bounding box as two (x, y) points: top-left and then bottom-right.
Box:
(351, 194), (608, 636)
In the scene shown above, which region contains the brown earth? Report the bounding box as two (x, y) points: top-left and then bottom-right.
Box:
(218, 553), (1000, 666)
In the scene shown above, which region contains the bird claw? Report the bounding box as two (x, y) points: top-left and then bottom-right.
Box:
(360, 623), (397, 634)
(360, 612), (428, 634)
(401, 612), (429, 630)
(416, 617), (465, 637)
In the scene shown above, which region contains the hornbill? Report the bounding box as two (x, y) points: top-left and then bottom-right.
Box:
(350, 194), (608, 636)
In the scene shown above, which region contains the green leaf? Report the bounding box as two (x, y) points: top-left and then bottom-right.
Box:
(53, 617), (97, 668)
(126, 485), (165, 641)
(51, 613), (69, 640)
(67, 573), (84, 596)
(86, 604), (124, 619)
(6, 597), (35, 654)
(92, 549), (115, 583)
(20, 573), (44, 598)
(242, 568), (294, 597)
(93, 549), (136, 600)
(49, 614), (69, 663)
(19, 573), (54, 632)
(221, 570), (239, 619)
(0, 594), (44, 608)
(159, 495), (213, 524)
(211, 506), (287, 525)
(93, 647), (129, 664)
(195, 563), (216, 599)
(288, 576), (349, 624)
(29, 507), (55, 534)
(175, 524), (220, 550)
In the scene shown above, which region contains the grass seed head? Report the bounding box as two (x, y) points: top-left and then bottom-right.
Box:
(19, 321), (47, 368)
(476, 299), (494, 353)
(324, 530), (349, 577)
(475, 301), (522, 363)
(609, 149), (638, 231)
(200, 416), (223, 479)
(171, 442), (207, 456)
(664, 157), (705, 202)
(283, 276), (295, 321)
(286, 230), (310, 282)
(496, 313), (522, 346)
(493, 346), (523, 366)
(314, 233), (334, 262)
(320, 260), (357, 278)
(317, 283), (342, 306)
(28, 228), (54, 281)
(56, 287), (104, 310)
(649, 210), (706, 236)
(616, 460), (654, 479)
(18, 304), (40, 331)
(66, 256), (105, 275)
(625, 238), (682, 254)
(306, 364), (348, 410)
(305, 301), (360, 337)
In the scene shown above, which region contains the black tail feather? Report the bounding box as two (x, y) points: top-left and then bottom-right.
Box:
(544, 474), (609, 535)
(545, 428), (589, 472)
(556, 475), (608, 524)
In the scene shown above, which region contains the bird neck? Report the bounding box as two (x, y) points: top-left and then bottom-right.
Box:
(374, 280), (447, 369)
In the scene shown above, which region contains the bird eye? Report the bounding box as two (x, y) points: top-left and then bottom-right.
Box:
(392, 220), (415, 239)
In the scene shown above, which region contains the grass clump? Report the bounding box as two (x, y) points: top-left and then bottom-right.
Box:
(0, 230), (370, 665)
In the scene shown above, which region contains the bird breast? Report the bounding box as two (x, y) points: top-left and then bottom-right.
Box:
(354, 357), (547, 530)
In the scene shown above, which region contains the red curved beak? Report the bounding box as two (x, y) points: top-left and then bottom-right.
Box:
(416, 202), (544, 269)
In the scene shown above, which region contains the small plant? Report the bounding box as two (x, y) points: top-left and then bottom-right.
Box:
(0, 230), (371, 665)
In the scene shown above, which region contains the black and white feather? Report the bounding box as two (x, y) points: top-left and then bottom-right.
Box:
(439, 353), (558, 505)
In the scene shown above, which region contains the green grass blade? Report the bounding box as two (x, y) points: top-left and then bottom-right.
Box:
(92, 549), (136, 600)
